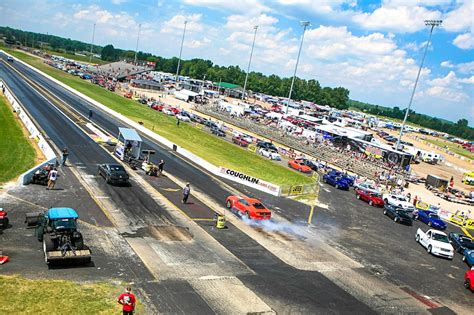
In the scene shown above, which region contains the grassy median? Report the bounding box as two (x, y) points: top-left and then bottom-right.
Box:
(0, 275), (140, 314)
(3, 48), (312, 185)
(0, 94), (36, 183)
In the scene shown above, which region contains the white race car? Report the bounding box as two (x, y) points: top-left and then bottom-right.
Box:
(258, 148), (281, 161)
(382, 193), (415, 211)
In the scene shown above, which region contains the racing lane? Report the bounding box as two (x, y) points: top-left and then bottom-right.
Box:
(0, 61), (217, 314)
(0, 57), (375, 313)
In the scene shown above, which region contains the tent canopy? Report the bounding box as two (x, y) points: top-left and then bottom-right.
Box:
(118, 127), (142, 142)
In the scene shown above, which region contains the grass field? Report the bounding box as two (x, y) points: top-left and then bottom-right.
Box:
(0, 275), (141, 314)
(423, 138), (473, 160)
(0, 95), (36, 183)
(2, 48), (311, 185)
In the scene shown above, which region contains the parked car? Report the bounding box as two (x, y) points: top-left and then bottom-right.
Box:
(323, 173), (350, 190)
(465, 269), (474, 292)
(415, 228), (454, 259)
(383, 204), (413, 225)
(7, 56), (14, 62)
(259, 148), (281, 161)
(256, 141), (277, 152)
(151, 104), (164, 111)
(232, 136), (249, 147)
(295, 158), (319, 171)
(382, 193), (415, 211)
(211, 126), (226, 137)
(288, 159), (312, 173)
(448, 233), (474, 253)
(225, 196), (271, 220)
(163, 108), (175, 115)
(463, 249), (474, 267)
(414, 209), (447, 230)
(354, 181), (381, 195)
(176, 114), (191, 122)
(355, 188), (384, 207)
(98, 163), (130, 185)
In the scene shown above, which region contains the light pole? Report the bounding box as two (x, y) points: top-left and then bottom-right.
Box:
(395, 20), (442, 150)
(89, 23), (96, 63)
(175, 20), (188, 88)
(285, 21), (310, 114)
(134, 23), (142, 64)
(242, 25), (258, 101)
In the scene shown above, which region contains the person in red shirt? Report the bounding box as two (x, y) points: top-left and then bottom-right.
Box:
(118, 286), (136, 315)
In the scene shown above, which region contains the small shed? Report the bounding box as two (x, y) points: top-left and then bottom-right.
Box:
(114, 127), (142, 160)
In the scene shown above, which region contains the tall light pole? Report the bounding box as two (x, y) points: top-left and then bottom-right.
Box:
(89, 23), (96, 63)
(285, 21), (310, 114)
(175, 20), (188, 87)
(242, 25), (258, 101)
(134, 23), (142, 64)
(395, 20), (442, 150)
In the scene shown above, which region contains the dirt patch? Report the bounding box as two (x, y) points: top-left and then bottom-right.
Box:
(122, 225), (193, 241)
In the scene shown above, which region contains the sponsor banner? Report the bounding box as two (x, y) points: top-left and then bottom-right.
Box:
(289, 185), (304, 195)
(247, 144), (257, 153)
(365, 145), (383, 159)
(219, 167), (280, 196)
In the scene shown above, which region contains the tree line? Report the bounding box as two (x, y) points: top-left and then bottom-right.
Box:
(349, 100), (474, 140)
(2, 26), (470, 139)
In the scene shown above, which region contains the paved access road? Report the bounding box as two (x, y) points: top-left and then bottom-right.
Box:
(0, 55), (374, 313)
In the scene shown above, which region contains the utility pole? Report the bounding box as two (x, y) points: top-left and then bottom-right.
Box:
(242, 25), (258, 101)
(89, 23), (96, 63)
(134, 23), (141, 64)
(175, 20), (188, 88)
(395, 20), (442, 151)
(285, 21), (310, 115)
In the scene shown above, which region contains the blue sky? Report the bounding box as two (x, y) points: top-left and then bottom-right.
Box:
(1, 0), (473, 125)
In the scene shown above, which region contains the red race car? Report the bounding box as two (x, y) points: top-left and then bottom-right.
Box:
(355, 188), (385, 207)
(151, 104), (164, 111)
(288, 159), (312, 173)
(225, 196), (271, 220)
(465, 268), (474, 292)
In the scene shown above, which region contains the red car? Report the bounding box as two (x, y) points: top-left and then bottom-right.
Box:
(151, 104), (164, 111)
(355, 189), (385, 207)
(232, 136), (249, 147)
(465, 269), (474, 292)
(0, 207), (8, 228)
(170, 107), (181, 115)
(225, 196), (271, 220)
(288, 159), (312, 173)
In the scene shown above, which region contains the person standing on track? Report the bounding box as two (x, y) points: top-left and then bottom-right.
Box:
(182, 183), (191, 204)
(47, 167), (58, 190)
(61, 148), (69, 166)
(158, 159), (165, 176)
(117, 286), (136, 315)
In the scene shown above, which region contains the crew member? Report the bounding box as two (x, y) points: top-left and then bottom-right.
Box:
(61, 148), (69, 166)
(158, 159), (165, 175)
(182, 183), (191, 204)
(47, 168), (58, 190)
(118, 286), (136, 315)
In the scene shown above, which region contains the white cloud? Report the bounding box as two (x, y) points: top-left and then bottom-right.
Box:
(457, 61), (474, 74)
(352, 5), (442, 32)
(425, 71), (471, 102)
(182, 0), (270, 14)
(440, 60), (454, 68)
(225, 14), (278, 31)
(111, 0), (127, 5)
(453, 32), (474, 50)
(185, 37), (211, 48)
(276, 0), (356, 14)
(443, 1), (472, 32)
(161, 14), (204, 34)
(305, 26), (397, 60)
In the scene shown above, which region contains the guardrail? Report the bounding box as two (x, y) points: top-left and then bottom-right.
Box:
(0, 79), (57, 185)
